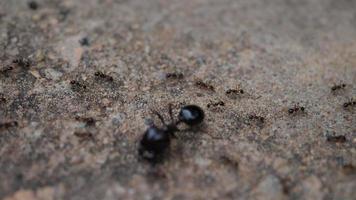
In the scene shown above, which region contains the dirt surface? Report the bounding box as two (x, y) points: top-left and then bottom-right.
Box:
(0, 0), (355, 199)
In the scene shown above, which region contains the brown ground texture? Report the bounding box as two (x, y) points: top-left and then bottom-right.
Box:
(0, 0), (356, 199)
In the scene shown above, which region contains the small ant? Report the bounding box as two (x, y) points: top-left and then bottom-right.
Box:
(195, 80), (215, 92)
(12, 58), (30, 68)
(326, 135), (347, 143)
(0, 66), (13, 76)
(94, 71), (114, 82)
(226, 89), (244, 95)
(28, 1), (39, 10)
(288, 104), (305, 114)
(139, 104), (205, 163)
(74, 116), (95, 126)
(165, 72), (183, 79)
(0, 97), (6, 104)
(343, 98), (355, 108)
(331, 83), (346, 92)
(225, 88), (244, 99)
(79, 37), (90, 46)
(0, 93), (6, 104)
(207, 101), (225, 108)
(342, 164), (356, 175)
(0, 121), (18, 130)
(70, 80), (87, 90)
(74, 131), (94, 142)
(248, 114), (265, 124)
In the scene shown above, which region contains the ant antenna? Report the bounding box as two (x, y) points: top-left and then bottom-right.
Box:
(150, 109), (166, 126)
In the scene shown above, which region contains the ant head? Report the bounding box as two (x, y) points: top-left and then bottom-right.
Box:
(178, 105), (205, 126)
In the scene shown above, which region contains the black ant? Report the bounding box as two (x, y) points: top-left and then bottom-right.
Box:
(28, 1), (39, 10)
(94, 71), (114, 82)
(326, 135), (347, 143)
(12, 58), (30, 68)
(0, 93), (6, 104)
(226, 89), (244, 95)
(225, 88), (244, 99)
(195, 80), (215, 92)
(79, 37), (90, 46)
(70, 80), (87, 91)
(139, 104), (205, 163)
(0, 66), (13, 76)
(74, 131), (94, 142)
(343, 98), (355, 108)
(288, 104), (305, 114)
(248, 114), (265, 124)
(0, 121), (18, 130)
(165, 72), (184, 79)
(331, 83), (346, 92)
(74, 116), (95, 126)
(207, 101), (225, 108)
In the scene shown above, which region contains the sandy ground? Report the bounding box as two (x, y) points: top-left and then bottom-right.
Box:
(0, 0), (355, 199)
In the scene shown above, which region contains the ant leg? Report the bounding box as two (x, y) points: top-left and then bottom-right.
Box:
(151, 109), (166, 125)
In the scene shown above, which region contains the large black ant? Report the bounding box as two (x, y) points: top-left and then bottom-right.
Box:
(139, 104), (205, 163)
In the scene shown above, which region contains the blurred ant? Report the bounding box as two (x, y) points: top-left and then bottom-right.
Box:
(326, 135), (346, 143)
(343, 98), (355, 108)
(226, 89), (244, 95)
(207, 101), (225, 108)
(0, 97), (6, 104)
(74, 116), (95, 126)
(165, 72), (183, 79)
(225, 88), (244, 99)
(288, 104), (305, 114)
(139, 104), (205, 164)
(94, 71), (114, 82)
(79, 37), (90, 46)
(195, 80), (215, 92)
(248, 114), (265, 124)
(12, 58), (30, 68)
(0, 121), (18, 130)
(0, 93), (6, 104)
(28, 1), (39, 10)
(0, 66), (13, 77)
(70, 80), (87, 91)
(331, 83), (346, 92)
(74, 131), (94, 142)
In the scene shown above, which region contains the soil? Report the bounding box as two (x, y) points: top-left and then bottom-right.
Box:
(0, 0), (355, 199)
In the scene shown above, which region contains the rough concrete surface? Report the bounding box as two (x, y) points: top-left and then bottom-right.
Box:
(0, 0), (355, 199)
